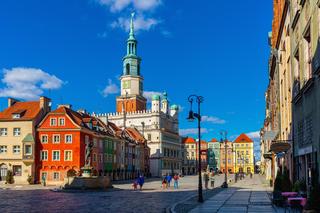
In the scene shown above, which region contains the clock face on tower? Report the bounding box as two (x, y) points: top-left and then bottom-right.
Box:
(123, 80), (131, 89)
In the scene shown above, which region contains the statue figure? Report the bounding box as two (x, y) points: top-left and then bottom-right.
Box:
(85, 140), (93, 167)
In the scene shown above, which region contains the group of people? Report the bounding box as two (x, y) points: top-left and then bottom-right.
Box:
(203, 171), (215, 190)
(162, 174), (180, 189)
(132, 175), (145, 191)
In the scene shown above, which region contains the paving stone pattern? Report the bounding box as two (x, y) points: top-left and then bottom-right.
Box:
(189, 175), (276, 213)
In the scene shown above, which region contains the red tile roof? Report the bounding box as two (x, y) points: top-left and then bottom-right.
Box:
(0, 101), (41, 121)
(234, 133), (253, 143)
(125, 128), (145, 143)
(210, 138), (218, 142)
(183, 137), (196, 143)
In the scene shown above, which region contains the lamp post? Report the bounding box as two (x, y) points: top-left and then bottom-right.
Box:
(220, 130), (228, 188)
(187, 95), (204, 203)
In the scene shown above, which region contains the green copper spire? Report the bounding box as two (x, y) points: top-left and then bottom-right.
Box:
(129, 12), (135, 40)
(126, 12), (137, 56)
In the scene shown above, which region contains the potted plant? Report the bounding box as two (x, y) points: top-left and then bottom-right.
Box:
(27, 175), (33, 184)
(273, 170), (283, 206)
(6, 170), (14, 184)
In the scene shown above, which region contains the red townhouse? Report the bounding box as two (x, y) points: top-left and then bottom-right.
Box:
(35, 105), (105, 184)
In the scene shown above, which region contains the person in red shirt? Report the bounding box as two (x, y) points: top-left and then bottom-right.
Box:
(173, 174), (179, 189)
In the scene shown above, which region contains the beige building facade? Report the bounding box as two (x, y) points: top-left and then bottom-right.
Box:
(0, 97), (50, 184)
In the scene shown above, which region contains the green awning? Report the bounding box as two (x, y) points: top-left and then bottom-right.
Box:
(22, 133), (34, 143)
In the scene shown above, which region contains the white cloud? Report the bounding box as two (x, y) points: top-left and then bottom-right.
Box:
(96, 0), (162, 33)
(0, 67), (63, 100)
(246, 131), (260, 139)
(111, 14), (159, 32)
(179, 128), (208, 136)
(97, 0), (161, 12)
(143, 91), (162, 102)
(202, 115), (226, 124)
(102, 79), (119, 97)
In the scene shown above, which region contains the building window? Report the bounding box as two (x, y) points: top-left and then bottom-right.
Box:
(12, 165), (22, 176)
(246, 151), (249, 155)
(50, 118), (57, 126)
(93, 138), (97, 147)
(126, 63), (130, 75)
(93, 153), (97, 162)
(65, 135), (72, 143)
(147, 134), (151, 141)
(13, 145), (20, 154)
(40, 150), (48, 161)
(0, 128), (7, 136)
(99, 154), (103, 163)
(58, 118), (65, 126)
(53, 172), (60, 181)
(64, 150), (72, 161)
(41, 135), (48, 143)
(53, 135), (60, 144)
(24, 145), (32, 155)
(0, 145), (7, 153)
(52, 151), (60, 161)
(13, 128), (21, 136)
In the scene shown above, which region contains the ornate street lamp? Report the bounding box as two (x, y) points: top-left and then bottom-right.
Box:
(220, 130), (228, 188)
(187, 95), (204, 203)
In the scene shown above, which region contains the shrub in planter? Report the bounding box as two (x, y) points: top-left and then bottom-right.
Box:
(67, 169), (77, 177)
(292, 180), (300, 192)
(6, 170), (14, 184)
(27, 175), (33, 184)
(273, 170), (283, 206)
(281, 168), (292, 192)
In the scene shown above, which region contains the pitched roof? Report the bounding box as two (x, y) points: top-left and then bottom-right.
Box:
(210, 138), (218, 142)
(183, 137), (196, 143)
(0, 101), (41, 121)
(125, 128), (146, 143)
(234, 133), (253, 143)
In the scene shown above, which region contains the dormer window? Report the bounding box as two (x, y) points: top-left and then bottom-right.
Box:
(11, 110), (25, 119)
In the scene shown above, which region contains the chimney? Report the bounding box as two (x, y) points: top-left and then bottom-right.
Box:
(58, 104), (72, 109)
(40, 96), (51, 113)
(8, 98), (19, 107)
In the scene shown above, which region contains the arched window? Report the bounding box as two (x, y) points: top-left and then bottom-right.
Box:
(137, 64), (140, 75)
(126, 63), (130, 75)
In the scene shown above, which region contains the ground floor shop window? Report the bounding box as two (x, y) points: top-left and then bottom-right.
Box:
(13, 165), (22, 176)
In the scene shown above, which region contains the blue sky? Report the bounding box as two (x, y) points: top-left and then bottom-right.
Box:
(0, 0), (272, 158)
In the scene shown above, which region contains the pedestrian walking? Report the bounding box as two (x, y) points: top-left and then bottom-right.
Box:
(42, 174), (46, 187)
(166, 174), (172, 188)
(137, 175), (144, 190)
(173, 174), (179, 189)
(203, 171), (209, 190)
(162, 177), (167, 189)
(132, 179), (138, 190)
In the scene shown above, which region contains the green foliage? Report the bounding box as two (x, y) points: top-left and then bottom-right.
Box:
(67, 169), (77, 177)
(27, 175), (33, 184)
(292, 180), (300, 192)
(6, 170), (14, 184)
(273, 170), (282, 193)
(281, 168), (292, 192)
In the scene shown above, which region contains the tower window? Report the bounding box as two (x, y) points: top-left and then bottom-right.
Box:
(126, 63), (130, 75)
(137, 64), (140, 75)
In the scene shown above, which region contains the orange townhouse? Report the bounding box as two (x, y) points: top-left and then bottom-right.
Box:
(35, 105), (105, 185)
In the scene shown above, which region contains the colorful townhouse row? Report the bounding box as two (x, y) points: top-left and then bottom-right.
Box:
(181, 133), (254, 175)
(0, 97), (150, 184)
